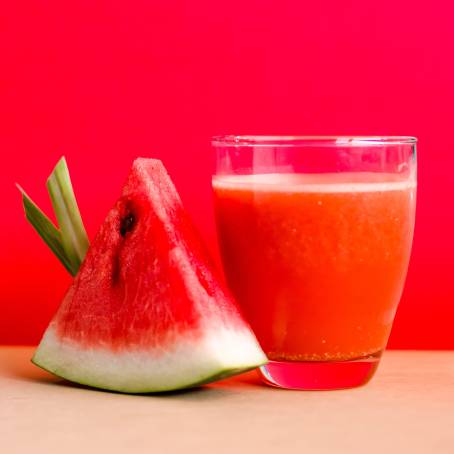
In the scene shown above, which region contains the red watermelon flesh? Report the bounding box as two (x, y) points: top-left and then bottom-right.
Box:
(32, 159), (266, 392)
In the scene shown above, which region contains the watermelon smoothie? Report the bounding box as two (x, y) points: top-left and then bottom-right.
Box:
(212, 136), (417, 389)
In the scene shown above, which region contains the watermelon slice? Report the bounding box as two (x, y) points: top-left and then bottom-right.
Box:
(32, 158), (266, 393)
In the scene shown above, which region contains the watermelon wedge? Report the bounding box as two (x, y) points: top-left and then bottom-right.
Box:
(32, 158), (266, 393)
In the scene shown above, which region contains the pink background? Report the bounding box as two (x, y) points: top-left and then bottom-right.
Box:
(1, 1), (453, 347)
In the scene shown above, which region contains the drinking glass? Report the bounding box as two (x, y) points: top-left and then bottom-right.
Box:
(212, 136), (417, 390)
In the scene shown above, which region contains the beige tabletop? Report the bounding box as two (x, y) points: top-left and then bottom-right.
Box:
(1, 347), (453, 454)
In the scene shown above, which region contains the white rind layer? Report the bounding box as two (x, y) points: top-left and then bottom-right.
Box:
(33, 325), (267, 393)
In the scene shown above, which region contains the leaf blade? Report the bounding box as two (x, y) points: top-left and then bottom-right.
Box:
(46, 157), (89, 272)
(17, 184), (77, 276)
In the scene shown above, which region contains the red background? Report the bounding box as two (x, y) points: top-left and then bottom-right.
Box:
(1, 1), (453, 347)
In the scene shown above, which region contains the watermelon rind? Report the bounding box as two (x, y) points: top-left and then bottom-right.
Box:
(32, 325), (267, 393)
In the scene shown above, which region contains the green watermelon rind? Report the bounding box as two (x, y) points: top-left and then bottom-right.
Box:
(32, 326), (267, 394)
(32, 358), (260, 394)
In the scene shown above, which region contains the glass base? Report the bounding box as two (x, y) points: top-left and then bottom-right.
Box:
(259, 352), (382, 390)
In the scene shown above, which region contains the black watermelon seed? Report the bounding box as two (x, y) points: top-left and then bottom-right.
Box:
(120, 213), (135, 237)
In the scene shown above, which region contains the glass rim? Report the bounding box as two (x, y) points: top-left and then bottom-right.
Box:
(212, 135), (417, 147)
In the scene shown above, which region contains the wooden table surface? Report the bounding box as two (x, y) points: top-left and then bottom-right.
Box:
(1, 347), (453, 454)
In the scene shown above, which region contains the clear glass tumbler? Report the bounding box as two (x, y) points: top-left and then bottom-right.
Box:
(212, 136), (417, 390)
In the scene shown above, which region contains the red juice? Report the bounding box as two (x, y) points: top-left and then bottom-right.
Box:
(213, 172), (416, 362)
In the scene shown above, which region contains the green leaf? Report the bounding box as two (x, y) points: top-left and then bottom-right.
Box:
(17, 185), (77, 276)
(17, 157), (89, 276)
(46, 157), (89, 273)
